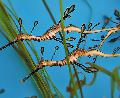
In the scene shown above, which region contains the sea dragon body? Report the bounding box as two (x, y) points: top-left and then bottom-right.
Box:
(0, 23), (61, 51)
(1, 23), (120, 51)
(17, 24), (61, 41)
(37, 48), (120, 68)
(0, 4), (75, 51)
(0, 3), (120, 51)
(22, 47), (120, 82)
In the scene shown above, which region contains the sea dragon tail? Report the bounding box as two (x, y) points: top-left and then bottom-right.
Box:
(0, 33), (43, 51)
(0, 39), (18, 51)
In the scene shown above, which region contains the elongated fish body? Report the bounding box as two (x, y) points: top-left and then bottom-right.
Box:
(37, 48), (120, 68)
(0, 24), (120, 51)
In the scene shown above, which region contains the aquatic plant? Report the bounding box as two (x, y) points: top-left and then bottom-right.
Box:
(0, 1), (63, 97)
(0, 0), (120, 98)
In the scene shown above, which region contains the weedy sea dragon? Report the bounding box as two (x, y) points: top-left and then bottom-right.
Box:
(0, 4), (75, 51)
(1, 4), (120, 51)
(1, 24), (120, 51)
(22, 48), (120, 82)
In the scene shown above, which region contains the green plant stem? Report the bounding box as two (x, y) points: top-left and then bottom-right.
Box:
(59, 0), (78, 97)
(0, 1), (54, 97)
(73, 64), (84, 98)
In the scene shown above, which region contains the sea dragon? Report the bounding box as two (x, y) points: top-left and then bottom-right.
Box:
(1, 23), (120, 51)
(22, 48), (120, 82)
(1, 4), (120, 51)
(0, 5), (75, 51)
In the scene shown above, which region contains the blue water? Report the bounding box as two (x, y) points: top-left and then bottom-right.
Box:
(0, 0), (120, 98)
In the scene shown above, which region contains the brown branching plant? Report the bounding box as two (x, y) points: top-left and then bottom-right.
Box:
(0, 0), (120, 98)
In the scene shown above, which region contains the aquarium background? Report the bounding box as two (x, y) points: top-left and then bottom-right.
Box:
(0, 0), (120, 98)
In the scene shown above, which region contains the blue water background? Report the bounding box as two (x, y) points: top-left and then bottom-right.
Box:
(0, 0), (120, 98)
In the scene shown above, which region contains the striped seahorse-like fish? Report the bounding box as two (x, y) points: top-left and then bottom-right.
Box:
(1, 23), (119, 51)
(37, 48), (120, 68)
(21, 48), (120, 82)
(0, 23), (61, 51)
(0, 4), (76, 51)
